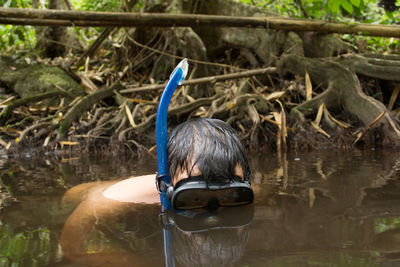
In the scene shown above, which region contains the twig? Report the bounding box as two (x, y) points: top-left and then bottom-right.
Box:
(353, 110), (386, 144)
(121, 93), (223, 133)
(75, 28), (117, 68)
(128, 37), (245, 70)
(120, 67), (277, 94)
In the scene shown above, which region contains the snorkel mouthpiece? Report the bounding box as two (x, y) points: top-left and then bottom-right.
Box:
(156, 58), (189, 210)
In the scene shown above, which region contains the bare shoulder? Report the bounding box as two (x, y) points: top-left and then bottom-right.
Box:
(102, 174), (160, 204)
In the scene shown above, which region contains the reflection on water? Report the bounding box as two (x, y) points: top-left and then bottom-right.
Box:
(1, 149), (400, 266)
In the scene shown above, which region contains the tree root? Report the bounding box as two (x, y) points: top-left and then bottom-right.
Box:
(0, 90), (69, 126)
(278, 54), (400, 145)
(335, 53), (400, 82)
(17, 122), (53, 143)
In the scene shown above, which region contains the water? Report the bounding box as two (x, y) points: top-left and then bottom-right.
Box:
(1, 149), (400, 266)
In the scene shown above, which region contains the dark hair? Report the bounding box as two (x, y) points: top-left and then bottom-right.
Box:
(167, 118), (251, 183)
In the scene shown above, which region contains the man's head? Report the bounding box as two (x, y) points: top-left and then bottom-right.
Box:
(167, 118), (251, 185)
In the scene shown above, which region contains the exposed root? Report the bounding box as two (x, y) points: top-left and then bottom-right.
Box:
(278, 54), (400, 146)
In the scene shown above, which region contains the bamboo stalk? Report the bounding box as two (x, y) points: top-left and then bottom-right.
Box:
(1, 8), (400, 37)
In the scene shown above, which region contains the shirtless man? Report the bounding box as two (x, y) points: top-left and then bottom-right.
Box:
(102, 118), (253, 209)
(60, 118), (254, 266)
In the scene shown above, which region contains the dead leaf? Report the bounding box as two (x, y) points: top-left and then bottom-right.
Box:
(305, 71), (312, 101)
(324, 106), (350, 128)
(2, 127), (21, 134)
(80, 74), (99, 93)
(124, 104), (136, 127)
(311, 121), (331, 138)
(0, 95), (16, 106)
(273, 112), (281, 128)
(276, 100), (287, 138)
(43, 135), (51, 147)
(369, 110), (386, 127)
(59, 141), (79, 146)
(127, 98), (154, 104)
(314, 103), (325, 126)
(225, 98), (237, 111)
(265, 91), (285, 101)
(259, 114), (280, 127)
(388, 83), (400, 111)
(59, 141), (79, 149)
(354, 110), (387, 144)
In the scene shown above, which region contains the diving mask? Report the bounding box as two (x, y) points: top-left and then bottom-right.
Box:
(156, 175), (254, 210)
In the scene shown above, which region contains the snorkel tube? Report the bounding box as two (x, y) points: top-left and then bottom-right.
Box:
(156, 58), (188, 267)
(156, 58), (188, 212)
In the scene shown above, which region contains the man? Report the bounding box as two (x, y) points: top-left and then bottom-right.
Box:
(102, 118), (253, 210)
(60, 118), (254, 266)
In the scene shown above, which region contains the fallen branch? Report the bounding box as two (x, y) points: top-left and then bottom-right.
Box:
(120, 67), (277, 94)
(1, 8), (400, 37)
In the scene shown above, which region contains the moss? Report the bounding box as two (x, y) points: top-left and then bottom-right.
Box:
(15, 64), (83, 99)
(0, 56), (84, 105)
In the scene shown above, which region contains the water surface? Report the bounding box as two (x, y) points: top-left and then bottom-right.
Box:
(1, 149), (400, 266)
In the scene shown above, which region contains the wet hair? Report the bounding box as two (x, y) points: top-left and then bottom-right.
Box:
(167, 118), (251, 183)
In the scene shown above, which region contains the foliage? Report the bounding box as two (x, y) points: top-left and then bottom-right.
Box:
(239, 0), (400, 21)
(1, 0), (32, 8)
(0, 25), (36, 53)
(239, 0), (400, 52)
(71, 0), (121, 12)
(0, 0), (399, 54)
(0, 0), (36, 53)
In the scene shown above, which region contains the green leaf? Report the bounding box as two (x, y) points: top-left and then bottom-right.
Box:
(15, 28), (25, 42)
(330, 0), (341, 14)
(349, 0), (360, 7)
(340, 0), (354, 14)
(386, 10), (395, 20)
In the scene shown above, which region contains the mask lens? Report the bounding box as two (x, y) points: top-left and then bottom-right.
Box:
(173, 186), (254, 210)
(218, 187), (254, 206)
(173, 189), (212, 210)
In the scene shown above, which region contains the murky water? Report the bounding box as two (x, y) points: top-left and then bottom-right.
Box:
(1, 149), (400, 266)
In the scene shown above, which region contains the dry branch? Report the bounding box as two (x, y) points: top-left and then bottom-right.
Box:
(1, 8), (400, 37)
(75, 27), (116, 68)
(120, 67), (277, 94)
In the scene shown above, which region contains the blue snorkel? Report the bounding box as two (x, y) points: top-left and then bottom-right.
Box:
(156, 58), (188, 212)
(156, 59), (188, 267)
